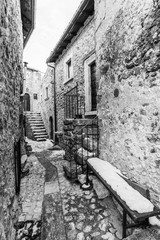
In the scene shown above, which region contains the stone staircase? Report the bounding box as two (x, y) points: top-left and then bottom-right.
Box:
(25, 112), (48, 141)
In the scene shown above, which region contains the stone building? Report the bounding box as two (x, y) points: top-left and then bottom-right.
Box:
(39, 66), (55, 139)
(23, 65), (42, 113)
(46, 0), (160, 208)
(0, 0), (35, 239)
(95, 0), (160, 207)
(46, 0), (95, 132)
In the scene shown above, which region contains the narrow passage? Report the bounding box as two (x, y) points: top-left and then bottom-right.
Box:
(36, 151), (67, 240)
(36, 149), (123, 240)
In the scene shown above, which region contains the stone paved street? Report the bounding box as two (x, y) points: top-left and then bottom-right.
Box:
(16, 139), (123, 240)
(16, 153), (45, 240)
(47, 150), (123, 240)
(19, 154), (45, 222)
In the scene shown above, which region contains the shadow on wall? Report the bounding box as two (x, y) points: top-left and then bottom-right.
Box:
(49, 116), (53, 139)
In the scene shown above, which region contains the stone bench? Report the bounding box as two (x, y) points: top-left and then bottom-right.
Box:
(86, 157), (160, 238)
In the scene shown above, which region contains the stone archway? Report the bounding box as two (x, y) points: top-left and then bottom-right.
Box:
(24, 93), (30, 111)
(49, 116), (53, 139)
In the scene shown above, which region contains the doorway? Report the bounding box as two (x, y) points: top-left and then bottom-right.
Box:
(49, 116), (53, 139)
(24, 93), (30, 111)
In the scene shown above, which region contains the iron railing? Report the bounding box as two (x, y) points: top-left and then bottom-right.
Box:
(68, 116), (99, 179)
(14, 139), (21, 195)
(64, 85), (85, 119)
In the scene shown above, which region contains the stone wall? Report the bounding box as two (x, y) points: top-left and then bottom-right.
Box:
(0, 0), (24, 239)
(55, 16), (95, 132)
(95, 0), (160, 206)
(40, 66), (55, 138)
(25, 67), (42, 113)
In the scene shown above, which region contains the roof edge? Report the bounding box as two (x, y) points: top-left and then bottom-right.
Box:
(22, 0), (36, 48)
(46, 0), (94, 63)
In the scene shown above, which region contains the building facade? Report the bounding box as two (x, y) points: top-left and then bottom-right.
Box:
(46, 0), (160, 208)
(46, 0), (95, 132)
(40, 66), (55, 139)
(24, 66), (42, 113)
(0, 0), (35, 239)
(95, 0), (160, 206)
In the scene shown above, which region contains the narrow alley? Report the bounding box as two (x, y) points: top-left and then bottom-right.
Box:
(2, 0), (160, 240)
(16, 139), (123, 240)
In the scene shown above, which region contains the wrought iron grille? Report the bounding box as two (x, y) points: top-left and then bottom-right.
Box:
(14, 139), (21, 195)
(64, 85), (85, 119)
(67, 117), (99, 180)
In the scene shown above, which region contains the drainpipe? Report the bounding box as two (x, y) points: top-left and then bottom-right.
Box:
(47, 63), (58, 145)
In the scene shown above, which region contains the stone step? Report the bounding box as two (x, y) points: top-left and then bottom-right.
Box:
(33, 133), (47, 137)
(25, 114), (41, 117)
(31, 127), (46, 132)
(32, 129), (46, 132)
(34, 133), (47, 137)
(34, 134), (48, 140)
(25, 113), (41, 115)
(30, 123), (44, 126)
(27, 115), (42, 118)
(36, 138), (47, 142)
(25, 112), (48, 140)
(25, 111), (40, 113)
(28, 121), (43, 124)
(31, 125), (45, 128)
(34, 134), (48, 138)
(26, 116), (41, 118)
(31, 128), (46, 131)
(29, 122), (44, 125)
(27, 118), (43, 121)
(29, 119), (43, 122)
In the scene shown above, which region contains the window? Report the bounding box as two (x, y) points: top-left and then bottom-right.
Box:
(33, 93), (37, 99)
(67, 59), (72, 79)
(64, 54), (73, 83)
(46, 87), (49, 99)
(90, 62), (97, 111)
(84, 53), (97, 114)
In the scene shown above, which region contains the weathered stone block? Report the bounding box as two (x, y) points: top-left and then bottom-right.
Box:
(90, 176), (110, 199)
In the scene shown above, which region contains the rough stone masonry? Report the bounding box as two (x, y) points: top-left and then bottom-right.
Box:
(0, 0), (24, 239)
(96, 0), (160, 206)
(54, 15), (95, 132)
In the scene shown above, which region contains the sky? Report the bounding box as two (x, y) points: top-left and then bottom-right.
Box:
(23, 0), (82, 73)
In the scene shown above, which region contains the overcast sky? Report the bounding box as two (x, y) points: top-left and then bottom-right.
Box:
(23, 0), (82, 72)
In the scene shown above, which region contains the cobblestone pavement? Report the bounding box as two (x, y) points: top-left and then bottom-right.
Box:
(47, 150), (123, 240)
(16, 139), (123, 240)
(16, 154), (45, 240)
